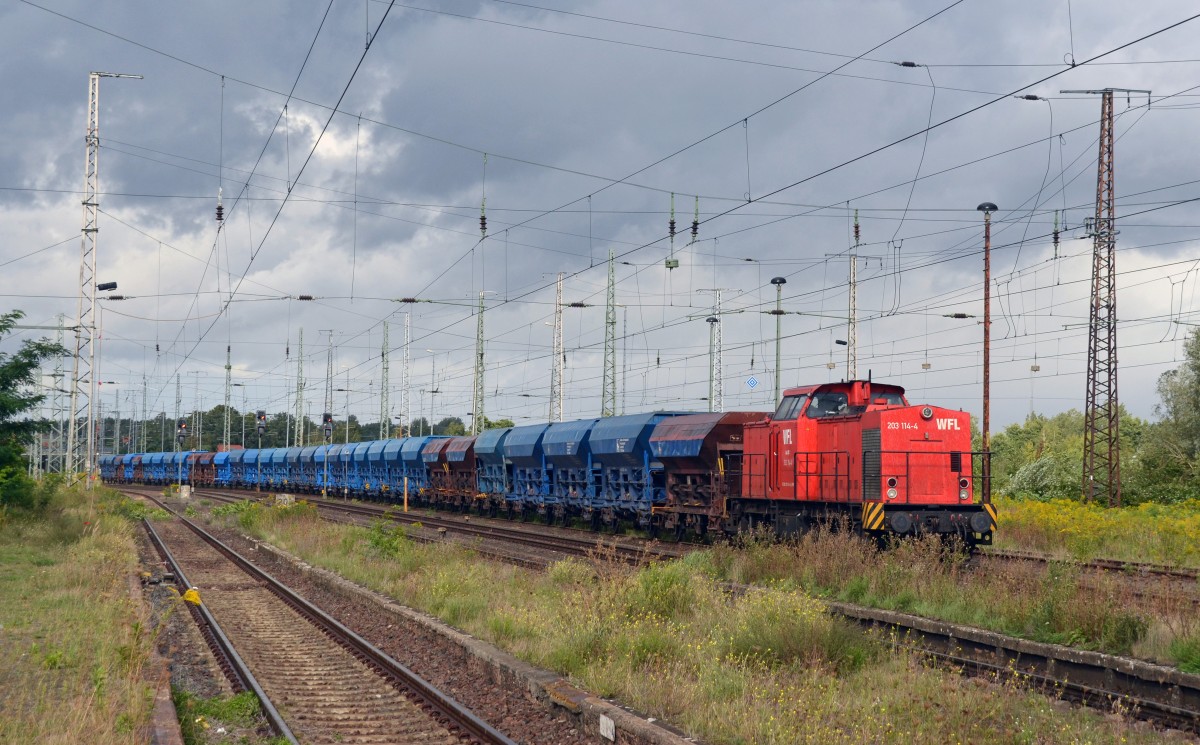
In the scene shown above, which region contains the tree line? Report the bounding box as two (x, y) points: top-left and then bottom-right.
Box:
(988, 330), (1200, 505)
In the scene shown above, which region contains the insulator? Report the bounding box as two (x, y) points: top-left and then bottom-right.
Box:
(480, 214), (487, 236)
(668, 192), (676, 239)
(1021, 94), (1042, 101)
(691, 219), (698, 240)
(215, 204), (224, 222)
(1052, 210), (1060, 257)
(899, 61), (918, 68)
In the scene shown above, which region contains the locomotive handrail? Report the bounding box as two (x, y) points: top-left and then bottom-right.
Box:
(787, 450), (852, 502)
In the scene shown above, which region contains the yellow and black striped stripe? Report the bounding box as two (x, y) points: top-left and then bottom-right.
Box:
(861, 501), (886, 531)
(982, 502), (998, 529)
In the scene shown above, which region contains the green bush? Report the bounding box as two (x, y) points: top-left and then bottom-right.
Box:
(547, 557), (593, 587)
(724, 589), (872, 671)
(1170, 633), (1200, 674)
(0, 464), (37, 511)
(367, 517), (410, 557)
(210, 499), (257, 518)
(623, 561), (695, 621)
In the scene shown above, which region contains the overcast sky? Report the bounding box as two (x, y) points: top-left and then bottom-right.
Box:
(5, 0), (1200, 437)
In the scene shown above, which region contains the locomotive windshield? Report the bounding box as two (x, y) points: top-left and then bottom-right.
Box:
(805, 392), (849, 419)
(805, 389), (906, 418)
(772, 395), (806, 420)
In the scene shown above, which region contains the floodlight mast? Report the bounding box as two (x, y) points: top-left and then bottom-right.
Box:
(68, 71), (140, 489)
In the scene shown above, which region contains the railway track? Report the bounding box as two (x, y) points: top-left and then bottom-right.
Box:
(139, 492), (516, 745)
(128, 485), (1200, 734)
(983, 547), (1200, 581)
(158, 485), (689, 568)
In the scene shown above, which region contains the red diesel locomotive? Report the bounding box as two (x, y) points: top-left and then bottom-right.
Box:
(651, 380), (994, 546)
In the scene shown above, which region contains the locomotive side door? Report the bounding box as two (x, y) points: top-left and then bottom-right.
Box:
(768, 394), (805, 500)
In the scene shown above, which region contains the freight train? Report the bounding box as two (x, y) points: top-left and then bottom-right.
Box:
(101, 380), (995, 546)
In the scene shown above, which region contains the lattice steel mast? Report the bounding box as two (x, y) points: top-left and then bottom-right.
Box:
(379, 321), (389, 439)
(294, 329), (306, 447)
(140, 376), (148, 453)
(67, 71), (140, 485)
(47, 315), (67, 473)
(324, 330), (335, 430)
(602, 249), (617, 417)
(848, 210), (859, 379)
(700, 289), (729, 412)
(550, 273), (564, 422)
(402, 314), (410, 437)
(173, 374), (181, 440)
(472, 293), (485, 434)
(1061, 88), (1146, 507)
(223, 345), (232, 449)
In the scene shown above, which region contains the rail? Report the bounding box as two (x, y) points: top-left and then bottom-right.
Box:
(141, 492), (518, 745)
(142, 518), (299, 744)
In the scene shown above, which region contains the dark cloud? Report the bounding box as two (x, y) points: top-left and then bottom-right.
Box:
(3, 0), (1200, 428)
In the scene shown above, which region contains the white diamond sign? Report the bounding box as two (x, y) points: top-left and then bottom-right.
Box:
(746, 376), (759, 389)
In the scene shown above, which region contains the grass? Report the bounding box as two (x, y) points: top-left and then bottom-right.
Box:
(224, 504), (1189, 744)
(696, 525), (1199, 667)
(172, 688), (285, 745)
(0, 486), (156, 745)
(993, 495), (1200, 566)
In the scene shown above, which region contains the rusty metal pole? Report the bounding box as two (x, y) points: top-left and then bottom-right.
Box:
(977, 203), (997, 503)
(1062, 88), (1146, 507)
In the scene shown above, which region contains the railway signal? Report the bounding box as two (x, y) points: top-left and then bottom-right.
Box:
(256, 410), (267, 435)
(176, 418), (188, 445)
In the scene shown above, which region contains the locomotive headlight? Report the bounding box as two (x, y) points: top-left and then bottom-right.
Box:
(959, 489), (969, 500)
(958, 477), (970, 489)
(886, 488), (898, 499)
(887, 477), (898, 488)
(920, 406), (933, 420)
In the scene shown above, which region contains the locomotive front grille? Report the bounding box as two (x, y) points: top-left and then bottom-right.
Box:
(862, 428), (881, 501)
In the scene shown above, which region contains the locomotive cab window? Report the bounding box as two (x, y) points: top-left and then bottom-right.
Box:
(772, 395), (806, 420)
(805, 392), (849, 419)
